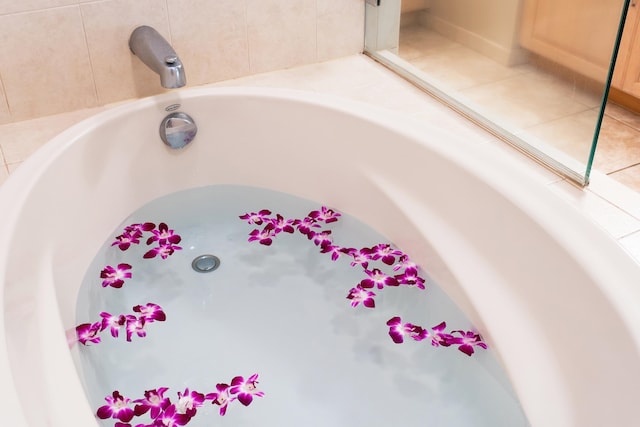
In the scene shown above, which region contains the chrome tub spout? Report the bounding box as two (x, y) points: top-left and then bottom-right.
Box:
(129, 25), (186, 89)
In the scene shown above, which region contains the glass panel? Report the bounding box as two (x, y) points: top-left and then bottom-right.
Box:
(365, 0), (630, 186)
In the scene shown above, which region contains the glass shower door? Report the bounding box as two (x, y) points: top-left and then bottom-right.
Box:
(364, 0), (630, 186)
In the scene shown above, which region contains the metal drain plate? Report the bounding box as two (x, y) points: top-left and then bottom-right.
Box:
(191, 254), (220, 273)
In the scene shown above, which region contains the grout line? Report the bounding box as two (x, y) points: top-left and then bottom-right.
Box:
(606, 162), (640, 175)
(244, 0), (252, 74)
(77, 4), (100, 106)
(164, 0), (173, 43)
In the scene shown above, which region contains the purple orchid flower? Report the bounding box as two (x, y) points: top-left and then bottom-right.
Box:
(125, 315), (146, 342)
(146, 222), (182, 246)
(393, 254), (417, 271)
(320, 244), (343, 261)
(386, 316), (428, 344)
(97, 391), (135, 423)
(143, 243), (182, 259)
(124, 222), (156, 237)
(370, 243), (403, 265)
(76, 321), (102, 345)
(239, 210), (272, 225)
(100, 263), (133, 288)
(100, 312), (126, 338)
(111, 233), (141, 251)
(428, 321), (455, 347)
(133, 387), (171, 419)
(395, 268), (426, 289)
(294, 216), (320, 236)
(360, 268), (399, 289)
(111, 223), (155, 250)
(176, 389), (205, 413)
(308, 230), (333, 248)
(229, 374), (265, 407)
(248, 226), (275, 246)
(152, 404), (185, 426)
(206, 383), (234, 416)
(133, 303), (166, 323)
(308, 206), (341, 223)
(340, 247), (374, 269)
(346, 285), (376, 308)
(175, 388), (205, 422)
(450, 330), (488, 356)
(268, 214), (296, 234)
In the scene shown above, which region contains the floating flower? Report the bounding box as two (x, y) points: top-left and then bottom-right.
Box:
(206, 383), (234, 416)
(111, 233), (141, 251)
(76, 321), (102, 345)
(386, 316), (428, 344)
(370, 243), (403, 265)
(133, 303), (166, 323)
(393, 254), (417, 272)
(100, 312), (126, 338)
(133, 387), (170, 419)
(229, 374), (265, 407)
(125, 315), (146, 342)
(346, 285), (376, 308)
(97, 391), (135, 423)
(239, 210), (272, 225)
(320, 244), (343, 261)
(124, 222), (156, 237)
(360, 268), (399, 289)
(308, 206), (341, 223)
(111, 223), (156, 251)
(100, 263), (132, 288)
(428, 321), (455, 347)
(175, 388), (205, 421)
(395, 268), (426, 289)
(146, 222), (182, 246)
(341, 247), (374, 269)
(153, 404), (182, 427)
(248, 226), (275, 246)
(294, 216), (320, 236)
(143, 243), (182, 259)
(268, 214), (296, 234)
(450, 330), (488, 356)
(309, 230), (333, 248)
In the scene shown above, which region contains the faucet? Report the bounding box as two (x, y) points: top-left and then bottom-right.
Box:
(129, 25), (186, 89)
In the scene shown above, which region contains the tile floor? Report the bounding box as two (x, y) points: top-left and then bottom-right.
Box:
(3, 54), (640, 266)
(397, 24), (640, 191)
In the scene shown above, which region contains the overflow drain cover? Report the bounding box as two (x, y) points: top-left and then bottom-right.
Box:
(191, 254), (220, 273)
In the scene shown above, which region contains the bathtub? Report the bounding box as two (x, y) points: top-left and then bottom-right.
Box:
(0, 87), (639, 427)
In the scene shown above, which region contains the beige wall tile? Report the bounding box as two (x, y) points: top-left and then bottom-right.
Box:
(317, 0), (364, 61)
(0, 78), (9, 124)
(81, 0), (170, 104)
(0, 0), (77, 15)
(0, 163), (8, 186)
(0, 6), (97, 121)
(246, 0), (317, 73)
(167, 0), (250, 86)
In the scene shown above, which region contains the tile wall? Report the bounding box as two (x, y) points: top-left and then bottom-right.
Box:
(0, 0), (364, 124)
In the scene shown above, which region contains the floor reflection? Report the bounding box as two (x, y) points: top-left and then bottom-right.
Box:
(398, 23), (640, 191)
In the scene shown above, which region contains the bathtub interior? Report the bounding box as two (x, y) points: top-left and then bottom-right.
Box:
(74, 184), (529, 426)
(1, 88), (640, 426)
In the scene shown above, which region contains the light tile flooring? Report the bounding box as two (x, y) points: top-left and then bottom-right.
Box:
(398, 24), (640, 190)
(3, 55), (640, 266)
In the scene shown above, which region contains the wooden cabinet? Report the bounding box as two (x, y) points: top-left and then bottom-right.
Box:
(519, 0), (625, 83)
(612, 3), (640, 100)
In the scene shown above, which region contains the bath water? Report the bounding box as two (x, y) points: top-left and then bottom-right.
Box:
(74, 185), (529, 427)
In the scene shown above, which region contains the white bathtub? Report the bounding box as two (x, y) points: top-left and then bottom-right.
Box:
(1, 87), (639, 427)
